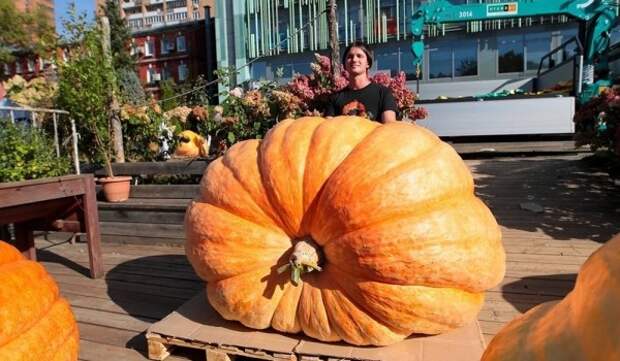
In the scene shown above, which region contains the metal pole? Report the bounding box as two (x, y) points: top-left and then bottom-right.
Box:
(53, 112), (60, 157)
(9, 110), (14, 124)
(577, 55), (584, 94)
(70, 118), (81, 175)
(31, 112), (37, 128)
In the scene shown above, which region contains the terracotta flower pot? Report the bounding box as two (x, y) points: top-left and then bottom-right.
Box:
(99, 176), (132, 202)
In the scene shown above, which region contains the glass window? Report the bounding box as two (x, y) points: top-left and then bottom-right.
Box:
(375, 45), (399, 76)
(429, 46), (452, 79)
(15, 62), (22, 73)
(27, 59), (35, 72)
(400, 44), (421, 80)
(251, 62), (267, 80)
(274, 64), (293, 78)
(526, 33), (551, 71)
(454, 40), (478, 76)
(292, 62), (310, 75)
(3, 63), (11, 76)
(144, 39), (155, 56)
(498, 35), (524, 73)
(178, 63), (188, 81)
(560, 28), (579, 62)
(176, 35), (186, 52)
(610, 25), (620, 46)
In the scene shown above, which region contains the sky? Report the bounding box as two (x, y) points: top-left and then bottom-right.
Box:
(54, 0), (97, 36)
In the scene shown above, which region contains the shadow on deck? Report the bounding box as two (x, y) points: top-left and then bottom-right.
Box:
(471, 156), (620, 243)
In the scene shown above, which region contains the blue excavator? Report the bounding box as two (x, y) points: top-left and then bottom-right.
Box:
(410, 0), (618, 104)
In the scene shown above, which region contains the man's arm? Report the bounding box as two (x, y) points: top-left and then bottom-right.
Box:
(382, 110), (397, 123)
(381, 86), (399, 123)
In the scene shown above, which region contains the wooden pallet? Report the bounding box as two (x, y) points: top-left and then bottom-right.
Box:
(146, 332), (296, 360)
(146, 292), (485, 361)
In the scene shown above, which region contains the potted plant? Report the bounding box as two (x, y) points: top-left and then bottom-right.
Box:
(56, 8), (131, 202)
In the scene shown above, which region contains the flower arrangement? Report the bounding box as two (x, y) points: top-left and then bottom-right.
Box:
(574, 89), (620, 156)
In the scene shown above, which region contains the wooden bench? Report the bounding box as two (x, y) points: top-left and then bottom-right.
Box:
(92, 160), (209, 245)
(0, 174), (104, 278)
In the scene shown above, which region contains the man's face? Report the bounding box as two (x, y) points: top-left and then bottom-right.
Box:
(345, 47), (369, 76)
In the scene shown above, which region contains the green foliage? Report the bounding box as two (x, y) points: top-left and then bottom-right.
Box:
(56, 6), (116, 167)
(0, 119), (71, 183)
(121, 105), (172, 161)
(102, 0), (134, 71)
(117, 68), (145, 105)
(0, 0), (56, 67)
(176, 75), (211, 107)
(160, 79), (178, 111)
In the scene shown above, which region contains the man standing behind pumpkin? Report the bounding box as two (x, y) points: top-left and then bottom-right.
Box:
(325, 41), (398, 123)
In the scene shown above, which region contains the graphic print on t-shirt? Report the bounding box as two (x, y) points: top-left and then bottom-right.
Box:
(341, 100), (372, 119)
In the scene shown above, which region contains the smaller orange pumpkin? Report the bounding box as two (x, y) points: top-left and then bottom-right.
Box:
(174, 130), (210, 158)
(481, 234), (620, 361)
(0, 240), (79, 360)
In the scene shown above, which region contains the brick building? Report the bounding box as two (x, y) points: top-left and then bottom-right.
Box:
(14, 0), (55, 29)
(1, 0), (57, 92)
(115, 0), (218, 98)
(131, 19), (212, 97)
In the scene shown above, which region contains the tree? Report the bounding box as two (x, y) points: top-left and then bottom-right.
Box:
(0, 0), (56, 70)
(326, 0), (340, 81)
(56, 7), (118, 177)
(102, 0), (134, 72)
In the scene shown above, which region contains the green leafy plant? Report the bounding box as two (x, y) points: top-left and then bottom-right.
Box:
(56, 7), (117, 176)
(0, 119), (71, 182)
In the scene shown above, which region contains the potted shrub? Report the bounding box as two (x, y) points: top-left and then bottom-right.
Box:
(56, 9), (131, 202)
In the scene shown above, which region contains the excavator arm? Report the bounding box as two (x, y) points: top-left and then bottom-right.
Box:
(410, 0), (617, 98)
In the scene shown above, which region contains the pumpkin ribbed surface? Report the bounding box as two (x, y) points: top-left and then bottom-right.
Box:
(185, 116), (505, 345)
(0, 241), (79, 360)
(482, 234), (620, 361)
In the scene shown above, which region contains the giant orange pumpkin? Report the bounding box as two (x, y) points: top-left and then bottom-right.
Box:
(482, 234), (620, 361)
(0, 240), (79, 360)
(185, 116), (505, 346)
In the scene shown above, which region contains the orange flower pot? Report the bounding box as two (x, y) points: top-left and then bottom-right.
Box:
(98, 176), (132, 202)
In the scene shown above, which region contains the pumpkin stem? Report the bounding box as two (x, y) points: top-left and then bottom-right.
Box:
(278, 237), (323, 286)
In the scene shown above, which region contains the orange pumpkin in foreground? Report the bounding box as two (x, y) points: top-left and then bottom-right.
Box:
(482, 234), (620, 361)
(0, 241), (79, 360)
(185, 116), (505, 346)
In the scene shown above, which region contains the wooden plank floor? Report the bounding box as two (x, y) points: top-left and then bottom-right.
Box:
(34, 154), (620, 360)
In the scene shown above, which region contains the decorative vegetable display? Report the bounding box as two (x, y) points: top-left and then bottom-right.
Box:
(174, 130), (209, 158)
(0, 241), (79, 359)
(185, 116), (505, 346)
(482, 234), (620, 361)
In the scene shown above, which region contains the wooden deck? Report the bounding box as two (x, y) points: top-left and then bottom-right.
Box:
(34, 154), (620, 360)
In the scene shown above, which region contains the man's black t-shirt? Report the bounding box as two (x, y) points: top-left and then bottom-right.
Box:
(325, 82), (398, 122)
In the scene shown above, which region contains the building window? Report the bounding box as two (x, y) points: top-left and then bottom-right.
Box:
(162, 65), (170, 81)
(160, 38), (168, 55)
(146, 65), (160, 84)
(498, 34), (524, 73)
(176, 35), (186, 52)
(375, 44), (400, 76)
(429, 46), (452, 79)
(15, 62), (22, 74)
(526, 33), (551, 71)
(178, 63), (188, 81)
(144, 39), (155, 57)
(400, 44), (421, 80)
(454, 40), (478, 77)
(3, 63), (10, 76)
(27, 59), (35, 72)
(251, 62), (267, 80)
